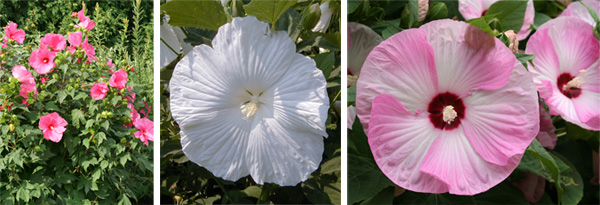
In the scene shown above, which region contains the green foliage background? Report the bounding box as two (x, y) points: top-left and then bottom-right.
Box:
(160, 0), (341, 204)
(347, 0), (599, 204)
(0, 0), (154, 204)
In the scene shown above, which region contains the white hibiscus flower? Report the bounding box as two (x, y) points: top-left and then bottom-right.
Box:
(169, 16), (329, 186)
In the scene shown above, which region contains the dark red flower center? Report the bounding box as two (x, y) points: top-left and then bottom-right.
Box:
(481, 9), (488, 16)
(49, 125), (54, 130)
(557, 73), (581, 98)
(43, 58), (49, 63)
(428, 92), (465, 130)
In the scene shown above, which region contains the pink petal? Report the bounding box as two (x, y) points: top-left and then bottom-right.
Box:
(347, 105), (356, 130)
(571, 89), (600, 130)
(560, 0), (600, 26)
(541, 17), (599, 74)
(526, 28), (560, 82)
(461, 61), (539, 166)
(419, 19), (514, 94)
(347, 22), (382, 76)
(368, 94), (447, 193)
(537, 105), (557, 149)
(419, 127), (522, 195)
(356, 28), (438, 131)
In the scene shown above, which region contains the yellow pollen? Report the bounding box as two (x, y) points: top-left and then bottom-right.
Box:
(43, 59), (48, 63)
(49, 125), (54, 130)
(442, 105), (457, 124)
(241, 95), (260, 121)
(566, 70), (586, 90)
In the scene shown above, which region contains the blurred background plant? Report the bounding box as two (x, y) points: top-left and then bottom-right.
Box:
(160, 0), (341, 204)
(347, 0), (599, 204)
(0, 0), (154, 204)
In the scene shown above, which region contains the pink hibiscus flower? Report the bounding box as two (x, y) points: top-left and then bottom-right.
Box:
(90, 82), (108, 100)
(75, 9), (95, 31)
(40, 33), (66, 51)
(109, 69), (128, 89)
(526, 17), (600, 130)
(356, 19), (539, 195)
(39, 112), (68, 142)
(134, 118), (154, 146)
(459, 0), (534, 40)
(81, 37), (97, 62)
(12, 65), (35, 85)
(4, 22), (25, 44)
(29, 47), (57, 75)
(560, 0), (600, 27)
(40, 76), (48, 85)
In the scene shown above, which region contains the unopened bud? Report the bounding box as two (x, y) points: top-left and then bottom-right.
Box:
(504, 30), (518, 53)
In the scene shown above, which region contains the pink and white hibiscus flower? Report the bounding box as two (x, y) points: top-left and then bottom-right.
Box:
(4, 22), (25, 44)
(560, 0), (600, 27)
(526, 17), (599, 130)
(39, 112), (68, 143)
(356, 19), (540, 195)
(459, 0), (534, 40)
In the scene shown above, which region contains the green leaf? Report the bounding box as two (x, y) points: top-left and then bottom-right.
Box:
(552, 152), (584, 204)
(519, 139), (563, 202)
(111, 95), (122, 106)
(404, 0), (419, 27)
(395, 191), (476, 204)
(44, 101), (60, 111)
(466, 17), (495, 36)
(515, 53), (535, 68)
(321, 156), (340, 176)
(348, 0), (361, 14)
(566, 122), (600, 141)
(58, 90), (68, 104)
(348, 117), (371, 157)
(347, 83), (356, 106)
(348, 153), (393, 204)
(83, 138), (91, 149)
(244, 0), (298, 27)
(17, 186), (29, 202)
(532, 12), (551, 30)
(314, 52), (335, 78)
(360, 187), (394, 205)
(118, 194), (132, 205)
(474, 181), (528, 204)
(71, 109), (85, 128)
(241, 186), (261, 199)
(484, 0), (528, 32)
(161, 0), (228, 30)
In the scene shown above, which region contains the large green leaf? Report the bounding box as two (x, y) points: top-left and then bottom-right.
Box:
(484, 0), (528, 32)
(474, 181), (528, 204)
(395, 190), (476, 204)
(161, 0), (228, 30)
(244, 0), (298, 27)
(552, 152), (584, 204)
(348, 153), (393, 204)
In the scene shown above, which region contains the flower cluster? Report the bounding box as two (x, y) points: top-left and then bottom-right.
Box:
(1, 8), (153, 146)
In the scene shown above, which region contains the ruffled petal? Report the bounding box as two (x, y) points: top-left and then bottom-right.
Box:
(211, 16), (297, 93)
(347, 22), (382, 76)
(246, 118), (324, 186)
(571, 89), (600, 130)
(419, 19), (514, 95)
(419, 127), (522, 195)
(541, 17), (599, 74)
(461, 61), (539, 166)
(179, 108), (252, 181)
(269, 54), (329, 137)
(356, 28), (438, 130)
(368, 94), (447, 193)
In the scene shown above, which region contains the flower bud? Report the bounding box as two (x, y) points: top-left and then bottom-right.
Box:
(504, 30), (519, 53)
(301, 3), (321, 30)
(8, 124), (14, 132)
(34, 145), (42, 152)
(418, 0), (429, 22)
(427, 2), (447, 21)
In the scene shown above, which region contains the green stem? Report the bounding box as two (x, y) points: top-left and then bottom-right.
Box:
(258, 183), (275, 203)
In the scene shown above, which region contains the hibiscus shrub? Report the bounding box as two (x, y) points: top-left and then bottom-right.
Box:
(348, 0), (599, 204)
(0, 8), (153, 204)
(160, 0), (341, 204)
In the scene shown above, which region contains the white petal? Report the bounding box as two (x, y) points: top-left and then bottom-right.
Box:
(160, 16), (181, 68)
(246, 118), (324, 186)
